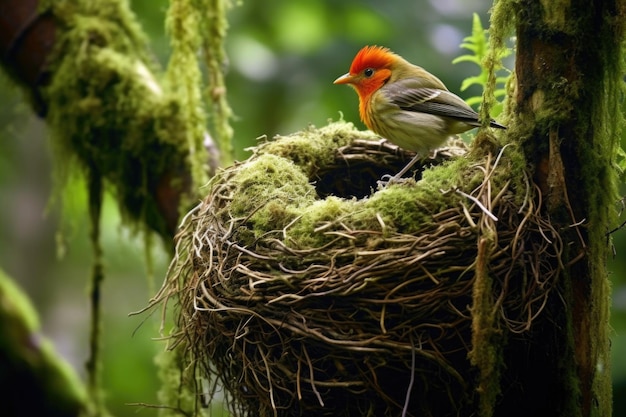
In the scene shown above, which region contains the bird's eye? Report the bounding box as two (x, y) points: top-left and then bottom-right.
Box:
(363, 68), (374, 78)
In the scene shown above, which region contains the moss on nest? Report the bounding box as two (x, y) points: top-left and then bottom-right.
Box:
(228, 121), (485, 247)
(222, 154), (316, 244)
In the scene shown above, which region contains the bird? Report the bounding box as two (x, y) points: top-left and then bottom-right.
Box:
(334, 45), (506, 181)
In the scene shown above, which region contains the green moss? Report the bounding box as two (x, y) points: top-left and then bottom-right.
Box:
(155, 348), (197, 417)
(286, 196), (362, 248)
(199, 0), (235, 160)
(38, 0), (209, 239)
(258, 120), (379, 178)
(0, 269), (89, 417)
(365, 163), (463, 232)
(468, 237), (502, 417)
(222, 121), (524, 254)
(491, 1), (622, 416)
(222, 154), (316, 245)
(248, 121), (448, 247)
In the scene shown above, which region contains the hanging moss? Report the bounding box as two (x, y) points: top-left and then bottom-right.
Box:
(154, 349), (197, 417)
(164, 0), (214, 186)
(29, 2), (218, 415)
(199, 0), (235, 160)
(39, 0), (209, 239)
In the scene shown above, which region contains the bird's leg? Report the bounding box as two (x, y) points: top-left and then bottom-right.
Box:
(393, 153), (422, 180)
(378, 153), (422, 187)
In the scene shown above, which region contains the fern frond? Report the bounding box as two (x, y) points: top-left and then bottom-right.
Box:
(453, 13), (512, 119)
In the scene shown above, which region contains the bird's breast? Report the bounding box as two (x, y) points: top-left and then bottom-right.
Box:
(365, 93), (452, 154)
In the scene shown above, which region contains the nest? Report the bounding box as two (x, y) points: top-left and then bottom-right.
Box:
(158, 121), (562, 417)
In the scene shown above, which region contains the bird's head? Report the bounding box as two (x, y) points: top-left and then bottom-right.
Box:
(334, 45), (398, 100)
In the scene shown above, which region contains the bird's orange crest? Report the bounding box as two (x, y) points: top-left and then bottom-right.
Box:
(349, 45), (396, 75)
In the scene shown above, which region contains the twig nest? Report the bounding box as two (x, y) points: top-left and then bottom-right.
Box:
(161, 121), (560, 416)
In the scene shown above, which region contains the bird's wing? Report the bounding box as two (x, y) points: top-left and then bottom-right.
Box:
(383, 80), (482, 126)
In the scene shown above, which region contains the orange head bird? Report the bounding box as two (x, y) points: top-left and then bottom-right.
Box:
(334, 45), (505, 179)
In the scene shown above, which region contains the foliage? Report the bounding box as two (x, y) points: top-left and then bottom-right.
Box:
(452, 13), (512, 118)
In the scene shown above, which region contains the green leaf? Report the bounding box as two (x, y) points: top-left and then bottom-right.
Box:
(453, 12), (513, 116)
(460, 75), (486, 91)
(452, 55), (481, 65)
(466, 97), (483, 107)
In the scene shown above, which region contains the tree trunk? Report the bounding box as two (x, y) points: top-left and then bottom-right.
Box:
(500, 0), (623, 415)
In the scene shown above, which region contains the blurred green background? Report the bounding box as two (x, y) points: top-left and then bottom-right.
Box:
(0, 0), (624, 416)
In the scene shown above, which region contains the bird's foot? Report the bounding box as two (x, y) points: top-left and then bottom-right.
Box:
(377, 174), (412, 189)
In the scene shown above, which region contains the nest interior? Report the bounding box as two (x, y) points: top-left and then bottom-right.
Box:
(161, 121), (561, 417)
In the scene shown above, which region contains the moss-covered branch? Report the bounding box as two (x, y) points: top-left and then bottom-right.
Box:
(0, 0), (219, 240)
(0, 268), (90, 417)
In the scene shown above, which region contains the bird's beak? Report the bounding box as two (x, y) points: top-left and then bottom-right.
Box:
(333, 73), (354, 85)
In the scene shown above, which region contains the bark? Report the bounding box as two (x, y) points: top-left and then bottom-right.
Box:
(499, 0), (624, 415)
